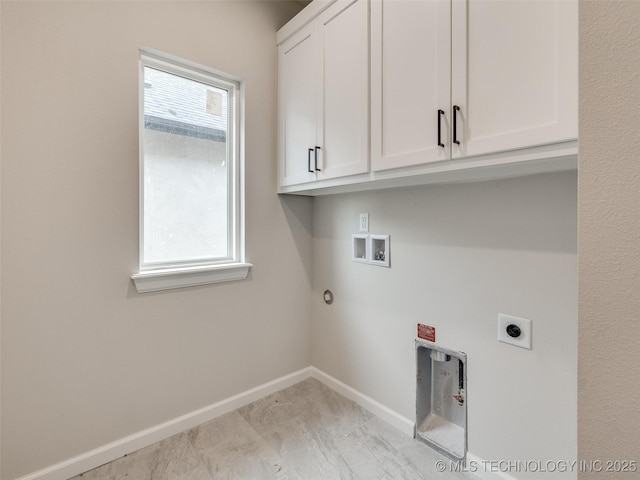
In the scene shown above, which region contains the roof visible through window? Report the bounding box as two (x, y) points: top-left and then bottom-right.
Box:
(144, 67), (228, 142)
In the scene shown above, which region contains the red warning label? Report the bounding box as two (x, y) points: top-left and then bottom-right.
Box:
(417, 324), (436, 342)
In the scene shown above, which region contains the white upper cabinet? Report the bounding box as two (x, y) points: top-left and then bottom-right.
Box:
(278, 0), (369, 188)
(450, 0), (578, 159)
(371, 0), (578, 172)
(278, 0), (577, 195)
(371, 0), (451, 171)
(279, 23), (319, 186)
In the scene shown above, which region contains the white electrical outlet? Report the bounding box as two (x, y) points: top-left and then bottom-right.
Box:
(359, 213), (369, 232)
(498, 314), (532, 349)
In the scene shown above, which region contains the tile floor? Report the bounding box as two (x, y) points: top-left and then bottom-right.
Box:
(72, 378), (474, 479)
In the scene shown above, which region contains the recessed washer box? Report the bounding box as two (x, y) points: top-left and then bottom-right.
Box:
(352, 234), (369, 263)
(352, 234), (390, 267)
(369, 234), (389, 267)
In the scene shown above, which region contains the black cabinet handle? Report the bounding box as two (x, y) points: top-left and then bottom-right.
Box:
(437, 109), (445, 148)
(453, 105), (461, 145)
(308, 148), (314, 173)
(314, 146), (321, 171)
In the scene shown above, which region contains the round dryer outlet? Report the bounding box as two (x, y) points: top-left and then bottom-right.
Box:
(498, 314), (532, 349)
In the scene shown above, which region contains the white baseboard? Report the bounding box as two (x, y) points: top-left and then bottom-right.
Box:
(309, 367), (415, 437)
(14, 367), (313, 480)
(14, 366), (437, 480)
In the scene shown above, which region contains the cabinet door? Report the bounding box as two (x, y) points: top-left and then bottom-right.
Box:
(278, 23), (319, 187)
(451, 0), (578, 159)
(316, 0), (370, 180)
(371, 0), (451, 172)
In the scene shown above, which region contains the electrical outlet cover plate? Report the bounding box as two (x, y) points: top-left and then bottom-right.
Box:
(498, 313), (532, 349)
(359, 213), (369, 232)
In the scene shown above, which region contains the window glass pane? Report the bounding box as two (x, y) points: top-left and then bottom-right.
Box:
(143, 66), (229, 264)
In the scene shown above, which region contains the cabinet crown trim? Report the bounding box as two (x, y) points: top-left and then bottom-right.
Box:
(277, 0), (338, 45)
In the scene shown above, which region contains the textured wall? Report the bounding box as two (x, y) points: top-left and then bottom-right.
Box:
(0, 2), (309, 478)
(312, 172), (578, 478)
(578, 1), (640, 476)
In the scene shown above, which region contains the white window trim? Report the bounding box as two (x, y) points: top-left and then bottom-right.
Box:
(131, 263), (251, 293)
(131, 48), (251, 293)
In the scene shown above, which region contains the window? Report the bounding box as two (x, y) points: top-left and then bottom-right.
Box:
(132, 50), (250, 293)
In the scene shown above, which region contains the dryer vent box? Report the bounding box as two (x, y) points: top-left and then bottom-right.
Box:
(415, 339), (467, 462)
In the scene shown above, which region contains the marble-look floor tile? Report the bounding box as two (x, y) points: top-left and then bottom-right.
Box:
(149, 431), (210, 480)
(190, 411), (287, 479)
(346, 417), (473, 480)
(237, 379), (376, 480)
(72, 378), (474, 480)
(238, 379), (373, 437)
(71, 442), (160, 480)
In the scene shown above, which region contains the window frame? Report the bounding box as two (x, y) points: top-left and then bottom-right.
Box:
(132, 49), (250, 293)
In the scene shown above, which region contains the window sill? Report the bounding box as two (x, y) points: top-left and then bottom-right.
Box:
(131, 262), (252, 293)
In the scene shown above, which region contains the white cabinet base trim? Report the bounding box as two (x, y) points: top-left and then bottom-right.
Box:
(279, 141), (577, 196)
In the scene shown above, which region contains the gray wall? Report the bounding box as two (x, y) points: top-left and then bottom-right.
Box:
(311, 172), (578, 476)
(0, 2), (310, 478)
(578, 1), (640, 476)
